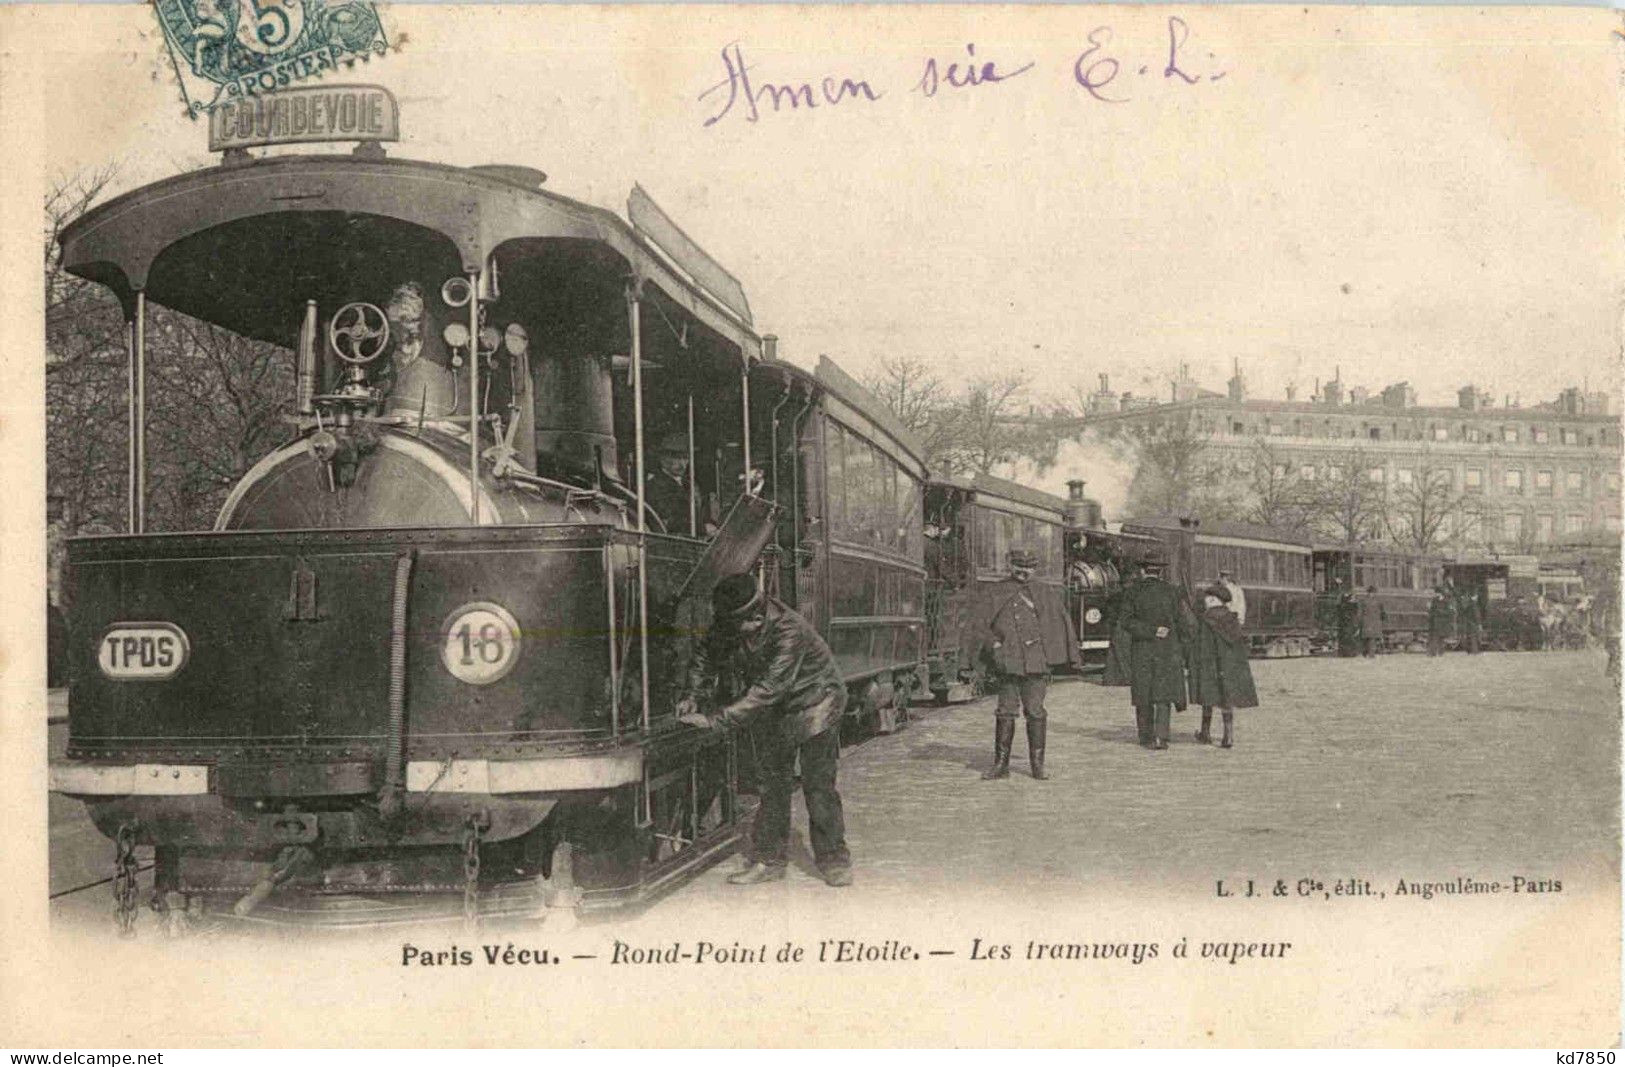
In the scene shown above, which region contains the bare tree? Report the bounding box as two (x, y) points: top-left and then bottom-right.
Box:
(1112, 414), (1215, 516)
(45, 168), (130, 534)
(862, 354), (961, 472)
(1310, 446), (1387, 544)
(1242, 439), (1312, 532)
(46, 169), (297, 534)
(938, 372), (1032, 477)
(1384, 458), (1470, 553)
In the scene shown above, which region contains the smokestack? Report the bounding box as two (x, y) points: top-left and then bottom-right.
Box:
(1067, 479), (1085, 501)
(1098, 373), (1109, 392)
(762, 334), (779, 362)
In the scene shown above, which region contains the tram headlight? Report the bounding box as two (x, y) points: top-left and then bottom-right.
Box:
(1085, 607), (1102, 625)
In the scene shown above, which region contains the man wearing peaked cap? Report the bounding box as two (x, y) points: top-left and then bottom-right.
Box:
(676, 573), (853, 887)
(967, 546), (1081, 780)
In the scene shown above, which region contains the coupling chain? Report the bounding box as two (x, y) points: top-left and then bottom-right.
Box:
(113, 823), (140, 938)
(462, 813), (488, 929)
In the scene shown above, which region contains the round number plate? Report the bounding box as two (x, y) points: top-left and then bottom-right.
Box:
(440, 602), (522, 685)
(1084, 607), (1103, 625)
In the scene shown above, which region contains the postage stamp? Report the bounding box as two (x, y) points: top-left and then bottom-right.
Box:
(150, 0), (389, 115)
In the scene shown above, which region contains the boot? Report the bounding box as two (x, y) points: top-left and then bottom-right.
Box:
(727, 862), (787, 886)
(1195, 706), (1213, 744)
(982, 718), (1014, 779)
(1026, 718), (1049, 780)
(1152, 704), (1171, 749)
(1220, 710), (1234, 749)
(1134, 705), (1153, 747)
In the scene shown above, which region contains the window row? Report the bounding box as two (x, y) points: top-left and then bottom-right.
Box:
(824, 419), (923, 557)
(1192, 542), (1310, 588)
(1213, 418), (1615, 448)
(972, 506), (1063, 578)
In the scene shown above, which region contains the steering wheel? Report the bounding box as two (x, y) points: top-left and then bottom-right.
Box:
(328, 302), (391, 365)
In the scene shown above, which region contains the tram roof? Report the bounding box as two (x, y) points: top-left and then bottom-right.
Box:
(1123, 515), (1314, 548)
(753, 356), (927, 473)
(57, 154), (761, 357)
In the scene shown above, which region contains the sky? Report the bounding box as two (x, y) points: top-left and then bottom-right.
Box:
(30, 3), (1624, 413)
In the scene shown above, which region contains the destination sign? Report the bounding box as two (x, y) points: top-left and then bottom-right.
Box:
(208, 84), (400, 152)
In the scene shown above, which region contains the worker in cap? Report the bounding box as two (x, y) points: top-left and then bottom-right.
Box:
(966, 545), (1080, 780)
(645, 431), (694, 535)
(676, 573), (853, 887)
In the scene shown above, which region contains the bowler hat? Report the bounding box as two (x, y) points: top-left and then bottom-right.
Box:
(657, 433), (689, 457)
(713, 573), (763, 619)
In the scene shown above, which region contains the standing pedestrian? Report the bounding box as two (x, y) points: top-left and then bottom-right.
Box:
(1427, 585), (1455, 657)
(1359, 586), (1385, 657)
(1115, 558), (1193, 751)
(677, 573), (853, 887)
(1217, 568), (1246, 625)
(1458, 588), (1483, 654)
(968, 547), (1081, 780)
(1336, 584), (1360, 657)
(1189, 584), (1258, 748)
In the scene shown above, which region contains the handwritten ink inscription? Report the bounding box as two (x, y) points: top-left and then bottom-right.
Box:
(699, 19), (1228, 127)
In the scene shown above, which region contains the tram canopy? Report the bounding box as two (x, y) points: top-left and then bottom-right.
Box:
(57, 154), (761, 362)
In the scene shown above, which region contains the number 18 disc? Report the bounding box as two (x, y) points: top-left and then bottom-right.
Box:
(440, 602), (522, 685)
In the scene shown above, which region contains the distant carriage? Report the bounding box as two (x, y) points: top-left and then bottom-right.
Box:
(1311, 545), (1446, 651)
(1443, 556), (1543, 651)
(923, 473), (1069, 701)
(1118, 516), (1317, 657)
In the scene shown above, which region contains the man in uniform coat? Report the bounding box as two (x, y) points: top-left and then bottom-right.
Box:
(677, 574), (853, 887)
(967, 547), (1080, 780)
(1117, 558), (1194, 750)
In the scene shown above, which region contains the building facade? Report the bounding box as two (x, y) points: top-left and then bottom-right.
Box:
(1068, 369), (1622, 557)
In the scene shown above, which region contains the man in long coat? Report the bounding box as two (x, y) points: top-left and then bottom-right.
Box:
(1457, 588), (1483, 654)
(1427, 586), (1455, 656)
(1359, 586), (1386, 657)
(1189, 584), (1258, 748)
(678, 574), (852, 887)
(967, 547), (1080, 780)
(1116, 558), (1193, 750)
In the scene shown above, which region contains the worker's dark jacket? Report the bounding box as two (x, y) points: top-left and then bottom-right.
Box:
(1102, 583), (1134, 687)
(1117, 577), (1192, 709)
(966, 578), (1081, 676)
(1188, 605), (1259, 709)
(685, 597), (846, 746)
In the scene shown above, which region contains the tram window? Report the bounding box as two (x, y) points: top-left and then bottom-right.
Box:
(1040, 521), (1062, 577)
(896, 472), (922, 557)
(843, 435), (877, 543)
(880, 461), (899, 549)
(825, 421), (847, 535)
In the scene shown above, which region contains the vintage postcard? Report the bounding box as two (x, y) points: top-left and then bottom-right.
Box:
(0, 1), (1619, 1048)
